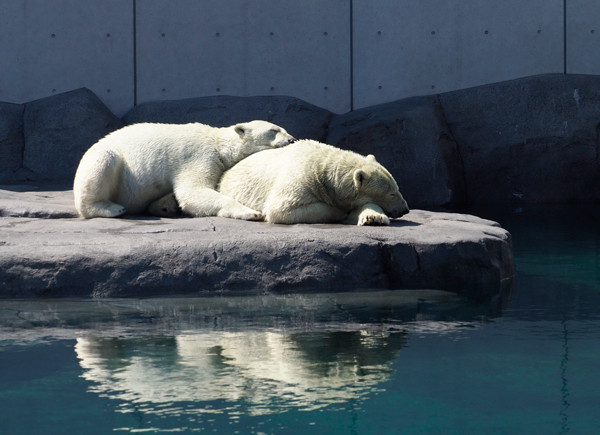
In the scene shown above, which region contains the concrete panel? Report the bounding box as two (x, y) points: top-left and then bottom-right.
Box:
(353, 0), (564, 109)
(136, 0), (350, 114)
(566, 0), (600, 74)
(0, 0), (133, 116)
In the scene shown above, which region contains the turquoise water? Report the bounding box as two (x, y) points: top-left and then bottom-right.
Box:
(1, 206), (599, 434)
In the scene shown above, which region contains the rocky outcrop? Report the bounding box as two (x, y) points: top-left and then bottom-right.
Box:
(2, 74), (598, 206)
(0, 185), (513, 300)
(0, 102), (25, 183)
(22, 88), (123, 182)
(123, 95), (333, 142)
(440, 74), (600, 204)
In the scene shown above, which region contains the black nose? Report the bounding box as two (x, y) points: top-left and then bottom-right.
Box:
(390, 207), (409, 218)
(288, 137), (297, 144)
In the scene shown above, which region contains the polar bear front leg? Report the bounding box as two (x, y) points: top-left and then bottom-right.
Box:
(176, 186), (264, 221)
(346, 203), (390, 226)
(265, 202), (348, 224)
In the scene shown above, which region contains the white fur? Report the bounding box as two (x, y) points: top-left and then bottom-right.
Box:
(73, 120), (295, 219)
(217, 140), (409, 225)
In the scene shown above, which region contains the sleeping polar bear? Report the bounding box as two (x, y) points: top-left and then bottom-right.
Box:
(218, 140), (410, 225)
(73, 120), (295, 219)
(150, 140), (409, 225)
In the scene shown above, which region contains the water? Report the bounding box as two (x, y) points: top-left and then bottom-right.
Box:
(1, 206), (599, 434)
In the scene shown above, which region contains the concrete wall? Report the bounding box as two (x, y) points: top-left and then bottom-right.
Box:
(0, 0), (134, 116)
(1, 1), (599, 116)
(135, 0), (351, 114)
(353, 0), (565, 108)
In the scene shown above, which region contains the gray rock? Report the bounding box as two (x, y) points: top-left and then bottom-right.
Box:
(123, 95), (333, 142)
(23, 88), (122, 182)
(327, 96), (466, 209)
(0, 102), (24, 183)
(0, 183), (77, 218)
(7, 74), (598, 205)
(439, 74), (600, 204)
(0, 186), (513, 300)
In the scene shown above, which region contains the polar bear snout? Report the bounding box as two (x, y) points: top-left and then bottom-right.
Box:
(386, 199), (410, 219)
(388, 206), (410, 219)
(275, 136), (297, 148)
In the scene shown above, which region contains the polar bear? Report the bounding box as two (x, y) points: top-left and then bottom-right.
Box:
(73, 120), (295, 219)
(217, 140), (409, 225)
(154, 140), (409, 225)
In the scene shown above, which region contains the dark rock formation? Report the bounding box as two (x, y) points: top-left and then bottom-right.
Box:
(0, 102), (24, 183)
(1, 75), (599, 206)
(22, 88), (122, 182)
(123, 95), (333, 142)
(439, 74), (600, 204)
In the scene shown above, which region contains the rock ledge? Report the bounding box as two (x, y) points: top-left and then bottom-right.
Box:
(0, 185), (514, 300)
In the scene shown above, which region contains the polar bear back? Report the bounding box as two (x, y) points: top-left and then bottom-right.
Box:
(100, 123), (234, 184)
(83, 123), (233, 213)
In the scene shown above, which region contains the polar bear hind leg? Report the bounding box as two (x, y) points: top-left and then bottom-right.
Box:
(173, 184), (264, 221)
(74, 148), (126, 218)
(147, 189), (263, 220)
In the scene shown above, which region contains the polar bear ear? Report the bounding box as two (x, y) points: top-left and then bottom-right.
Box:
(366, 154), (377, 162)
(353, 169), (368, 189)
(234, 124), (246, 137)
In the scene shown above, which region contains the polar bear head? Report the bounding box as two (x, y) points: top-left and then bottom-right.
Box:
(352, 155), (409, 218)
(233, 120), (296, 152)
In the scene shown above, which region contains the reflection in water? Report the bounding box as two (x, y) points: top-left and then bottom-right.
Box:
(65, 289), (499, 419)
(0, 289), (505, 427)
(75, 329), (407, 416)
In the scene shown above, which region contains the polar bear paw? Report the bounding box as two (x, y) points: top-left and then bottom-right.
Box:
(358, 212), (390, 226)
(107, 204), (127, 217)
(232, 208), (264, 221)
(216, 203), (264, 221)
(80, 201), (126, 218)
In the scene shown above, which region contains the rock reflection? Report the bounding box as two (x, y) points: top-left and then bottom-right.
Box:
(75, 329), (406, 415)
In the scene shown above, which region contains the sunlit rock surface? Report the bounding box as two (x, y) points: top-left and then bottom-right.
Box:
(0, 185), (513, 299)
